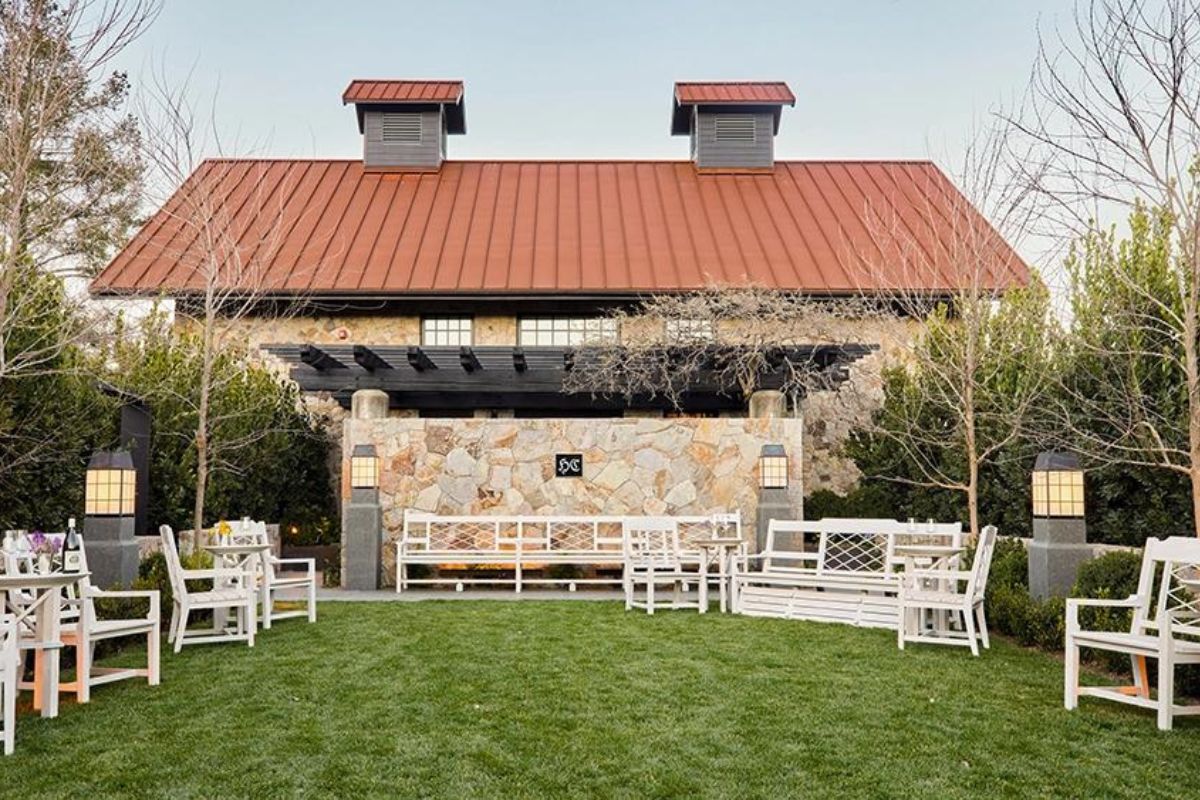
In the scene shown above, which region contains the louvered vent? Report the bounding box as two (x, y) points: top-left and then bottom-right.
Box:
(714, 115), (756, 143)
(381, 113), (422, 143)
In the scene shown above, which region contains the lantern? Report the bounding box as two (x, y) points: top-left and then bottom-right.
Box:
(350, 444), (380, 489)
(1031, 451), (1084, 518)
(759, 444), (788, 490)
(84, 450), (136, 516)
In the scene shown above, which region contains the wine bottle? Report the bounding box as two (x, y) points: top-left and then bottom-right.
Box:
(63, 517), (83, 573)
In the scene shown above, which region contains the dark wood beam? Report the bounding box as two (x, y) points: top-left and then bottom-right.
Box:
(353, 345), (392, 372)
(299, 345), (346, 371)
(406, 346), (436, 371)
(563, 348), (575, 372)
(460, 346), (482, 373)
(512, 347), (527, 373)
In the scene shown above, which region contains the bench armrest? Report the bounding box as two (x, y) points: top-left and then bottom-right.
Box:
(181, 567), (250, 582)
(1066, 595), (1141, 611)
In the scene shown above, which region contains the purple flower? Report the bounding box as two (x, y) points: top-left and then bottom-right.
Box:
(28, 531), (61, 556)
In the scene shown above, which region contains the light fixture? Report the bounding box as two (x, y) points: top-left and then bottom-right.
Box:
(759, 444), (788, 490)
(1031, 451), (1084, 518)
(85, 450), (136, 516)
(350, 444), (380, 489)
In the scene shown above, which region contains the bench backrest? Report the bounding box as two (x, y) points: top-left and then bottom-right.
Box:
(401, 510), (742, 554)
(1130, 536), (1200, 636)
(763, 518), (963, 578)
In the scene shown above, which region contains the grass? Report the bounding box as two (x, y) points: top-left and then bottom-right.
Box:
(1, 601), (1197, 799)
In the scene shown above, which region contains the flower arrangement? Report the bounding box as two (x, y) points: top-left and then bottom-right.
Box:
(28, 531), (61, 557)
(215, 520), (232, 539)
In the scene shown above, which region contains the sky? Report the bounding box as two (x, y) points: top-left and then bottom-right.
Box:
(114, 0), (1076, 163)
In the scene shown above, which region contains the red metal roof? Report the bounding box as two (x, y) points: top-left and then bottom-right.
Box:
(342, 80), (463, 104)
(674, 82), (796, 106)
(91, 159), (1027, 296)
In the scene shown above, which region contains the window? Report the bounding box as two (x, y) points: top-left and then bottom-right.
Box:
(714, 115), (756, 143)
(422, 316), (473, 346)
(518, 317), (618, 346)
(381, 113), (422, 144)
(665, 318), (716, 343)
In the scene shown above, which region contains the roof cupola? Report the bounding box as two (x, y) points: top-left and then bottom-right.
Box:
(342, 79), (466, 171)
(671, 81), (795, 171)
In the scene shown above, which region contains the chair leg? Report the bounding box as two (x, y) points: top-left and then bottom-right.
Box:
(247, 601), (256, 647)
(975, 604), (990, 650)
(308, 578), (317, 622)
(897, 603), (906, 650)
(698, 571), (708, 614)
(1158, 652), (1174, 731)
(1064, 633), (1079, 710)
(168, 603), (180, 644)
(3, 658), (15, 756)
(174, 606), (189, 654)
(262, 586), (272, 630)
(147, 621), (161, 686)
(963, 606), (980, 657)
(76, 636), (91, 704)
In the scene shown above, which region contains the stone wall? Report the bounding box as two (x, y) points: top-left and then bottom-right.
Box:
(344, 416), (803, 585)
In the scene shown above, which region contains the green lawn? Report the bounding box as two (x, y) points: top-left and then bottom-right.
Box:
(2, 602), (1196, 799)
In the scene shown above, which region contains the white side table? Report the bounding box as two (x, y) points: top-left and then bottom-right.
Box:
(694, 538), (745, 613)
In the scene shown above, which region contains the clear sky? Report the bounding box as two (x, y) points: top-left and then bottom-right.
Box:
(114, 0), (1076, 165)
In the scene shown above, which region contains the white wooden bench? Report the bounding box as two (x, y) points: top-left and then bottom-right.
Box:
(397, 510), (741, 593)
(731, 518), (963, 629)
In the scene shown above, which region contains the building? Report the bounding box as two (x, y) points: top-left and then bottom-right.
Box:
(90, 79), (1026, 582)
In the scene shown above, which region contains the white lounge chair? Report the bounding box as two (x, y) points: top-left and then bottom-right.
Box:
(897, 525), (997, 656)
(238, 520), (317, 628)
(159, 525), (256, 653)
(623, 518), (707, 614)
(59, 541), (160, 703)
(1, 613), (16, 755)
(1065, 536), (1200, 730)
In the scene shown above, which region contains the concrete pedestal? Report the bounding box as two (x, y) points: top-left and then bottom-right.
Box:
(343, 487), (382, 590)
(1028, 517), (1091, 600)
(83, 515), (139, 588)
(756, 487), (793, 553)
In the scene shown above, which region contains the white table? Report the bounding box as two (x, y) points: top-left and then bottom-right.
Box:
(694, 538), (745, 613)
(202, 542), (268, 630)
(0, 572), (87, 719)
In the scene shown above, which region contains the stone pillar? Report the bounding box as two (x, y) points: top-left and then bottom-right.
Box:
(750, 394), (794, 552)
(343, 391), (386, 590)
(748, 390), (786, 419)
(83, 516), (138, 588)
(755, 488), (791, 553)
(352, 389), (389, 420)
(343, 486), (382, 590)
(1028, 517), (1091, 600)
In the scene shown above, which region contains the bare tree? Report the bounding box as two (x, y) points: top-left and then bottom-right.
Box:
(849, 125), (1053, 538)
(561, 285), (877, 411)
(133, 70), (313, 537)
(0, 0), (157, 484)
(0, 0), (156, 382)
(1009, 0), (1200, 534)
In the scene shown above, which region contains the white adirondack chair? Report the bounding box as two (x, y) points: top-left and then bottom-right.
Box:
(59, 541), (160, 703)
(1, 613), (16, 755)
(159, 525), (256, 653)
(1065, 536), (1200, 730)
(623, 518), (707, 614)
(238, 520), (317, 628)
(897, 525), (997, 656)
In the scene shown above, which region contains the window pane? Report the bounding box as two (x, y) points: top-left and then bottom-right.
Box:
(517, 317), (618, 346)
(422, 317), (473, 346)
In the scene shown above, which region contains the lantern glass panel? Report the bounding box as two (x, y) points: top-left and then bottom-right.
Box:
(85, 468), (135, 516)
(760, 455), (788, 489)
(350, 456), (380, 489)
(1031, 469), (1084, 517)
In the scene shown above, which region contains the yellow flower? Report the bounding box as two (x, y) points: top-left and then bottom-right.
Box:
(217, 520), (232, 537)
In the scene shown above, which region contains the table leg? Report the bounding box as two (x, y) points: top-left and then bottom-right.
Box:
(32, 587), (62, 718)
(718, 550), (728, 613)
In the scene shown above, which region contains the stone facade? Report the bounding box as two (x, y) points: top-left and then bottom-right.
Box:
(344, 416), (803, 586)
